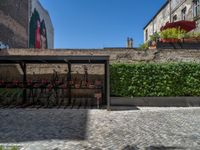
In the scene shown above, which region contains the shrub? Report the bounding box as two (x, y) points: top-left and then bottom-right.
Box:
(160, 28), (186, 39)
(185, 32), (200, 39)
(0, 146), (19, 150)
(138, 42), (148, 50)
(110, 63), (200, 97)
(149, 32), (160, 42)
(10, 147), (19, 150)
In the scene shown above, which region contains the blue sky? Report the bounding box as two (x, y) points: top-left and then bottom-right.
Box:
(39, 0), (166, 49)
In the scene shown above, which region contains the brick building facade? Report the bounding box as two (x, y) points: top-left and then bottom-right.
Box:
(0, 0), (54, 49)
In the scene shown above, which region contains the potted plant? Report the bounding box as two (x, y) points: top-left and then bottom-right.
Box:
(178, 32), (186, 42)
(183, 32), (200, 43)
(150, 32), (160, 42)
(160, 29), (170, 43)
(160, 28), (186, 43)
(193, 32), (200, 41)
(149, 32), (160, 48)
(139, 42), (149, 50)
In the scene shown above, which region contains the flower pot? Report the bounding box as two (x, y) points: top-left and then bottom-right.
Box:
(161, 38), (179, 43)
(171, 38), (179, 43)
(161, 38), (170, 43)
(183, 38), (199, 43)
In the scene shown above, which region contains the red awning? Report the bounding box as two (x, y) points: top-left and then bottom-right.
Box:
(160, 20), (196, 32)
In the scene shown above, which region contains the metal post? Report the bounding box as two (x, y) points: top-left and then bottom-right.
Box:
(20, 62), (27, 104)
(105, 60), (110, 111)
(67, 62), (72, 104)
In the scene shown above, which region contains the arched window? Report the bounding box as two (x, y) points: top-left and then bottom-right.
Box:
(173, 15), (177, 22)
(181, 7), (187, 20)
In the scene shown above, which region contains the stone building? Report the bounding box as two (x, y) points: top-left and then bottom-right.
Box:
(0, 0), (54, 49)
(143, 0), (200, 42)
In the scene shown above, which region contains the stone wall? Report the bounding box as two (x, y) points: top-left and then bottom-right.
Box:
(0, 48), (157, 63)
(1, 48), (200, 80)
(0, 0), (28, 48)
(2, 48), (200, 63)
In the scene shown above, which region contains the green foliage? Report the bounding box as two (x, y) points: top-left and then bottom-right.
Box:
(10, 147), (19, 150)
(185, 32), (200, 39)
(160, 28), (186, 39)
(110, 63), (200, 97)
(160, 29), (170, 39)
(194, 32), (200, 39)
(0, 146), (19, 150)
(0, 89), (23, 98)
(149, 32), (160, 42)
(139, 43), (148, 50)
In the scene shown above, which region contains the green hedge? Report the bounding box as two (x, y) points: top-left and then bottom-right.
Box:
(110, 63), (200, 97)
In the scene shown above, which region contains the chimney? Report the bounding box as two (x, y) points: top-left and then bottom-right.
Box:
(127, 37), (133, 48)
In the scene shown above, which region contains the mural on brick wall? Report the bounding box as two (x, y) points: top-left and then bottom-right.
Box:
(29, 9), (48, 49)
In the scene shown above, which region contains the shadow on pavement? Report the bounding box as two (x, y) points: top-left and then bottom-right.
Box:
(122, 145), (185, 150)
(0, 109), (88, 143)
(145, 145), (185, 150)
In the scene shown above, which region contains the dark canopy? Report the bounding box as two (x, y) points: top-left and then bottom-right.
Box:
(0, 55), (110, 110)
(0, 55), (109, 64)
(160, 20), (196, 32)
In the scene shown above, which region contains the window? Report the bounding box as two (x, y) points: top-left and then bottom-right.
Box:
(193, 0), (200, 17)
(173, 15), (177, 22)
(181, 7), (187, 20)
(152, 23), (155, 34)
(145, 29), (148, 41)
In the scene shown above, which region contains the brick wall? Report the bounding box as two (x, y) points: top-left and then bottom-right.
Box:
(0, 0), (28, 48)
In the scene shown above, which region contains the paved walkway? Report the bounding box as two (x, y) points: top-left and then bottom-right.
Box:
(0, 107), (200, 150)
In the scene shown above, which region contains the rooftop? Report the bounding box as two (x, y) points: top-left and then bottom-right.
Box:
(143, 1), (169, 30)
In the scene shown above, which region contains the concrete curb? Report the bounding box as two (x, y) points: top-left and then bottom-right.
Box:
(111, 97), (200, 107)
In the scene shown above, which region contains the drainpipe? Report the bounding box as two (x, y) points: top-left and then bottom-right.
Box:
(169, 0), (172, 23)
(27, 0), (31, 48)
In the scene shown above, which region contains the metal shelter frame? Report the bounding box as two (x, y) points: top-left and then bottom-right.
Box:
(0, 55), (110, 110)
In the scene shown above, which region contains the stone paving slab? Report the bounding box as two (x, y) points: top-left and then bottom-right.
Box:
(0, 108), (200, 150)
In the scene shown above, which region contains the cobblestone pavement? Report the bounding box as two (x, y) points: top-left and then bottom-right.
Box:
(0, 107), (200, 150)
